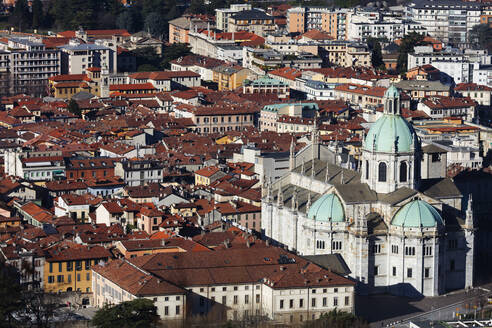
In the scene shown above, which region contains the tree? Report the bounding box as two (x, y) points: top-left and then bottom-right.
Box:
(160, 43), (191, 69)
(187, 0), (207, 14)
(10, 0), (31, 31)
(92, 299), (159, 328)
(31, 0), (44, 29)
(303, 309), (369, 328)
(144, 12), (166, 39)
(370, 40), (384, 69)
(469, 24), (492, 53)
(67, 99), (82, 117)
(0, 261), (23, 327)
(396, 32), (425, 74)
(117, 10), (137, 33)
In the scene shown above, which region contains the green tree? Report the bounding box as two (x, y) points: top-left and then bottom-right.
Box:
(31, 0), (44, 29)
(92, 299), (159, 328)
(160, 43), (191, 69)
(303, 309), (369, 328)
(0, 261), (23, 326)
(469, 24), (492, 52)
(67, 99), (82, 117)
(187, 0), (207, 14)
(370, 40), (384, 69)
(10, 0), (31, 31)
(396, 32), (425, 74)
(117, 10), (137, 33)
(144, 12), (166, 39)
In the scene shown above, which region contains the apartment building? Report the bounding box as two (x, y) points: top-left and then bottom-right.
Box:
(242, 47), (322, 76)
(92, 247), (355, 324)
(228, 9), (275, 37)
(216, 4), (252, 31)
(417, 96), (477, 121)
(347, 16), (424, 42)
(168, 15), (213, 44)
(287, 7), (348, 40)
(320, 41), (371, 68)
(0, 37), (61, 97)
(44, 242), (111, 293)
(115, 159), (164, 186)
(405, 0), (483, 47)
(191, 105), (256, 134)
(59, 39), (116, 75)
(212, 65), (254, 91)
(259, 102), (318, 132)
(243, 76), (290, 99)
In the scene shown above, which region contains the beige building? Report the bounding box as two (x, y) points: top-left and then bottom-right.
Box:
(212, 65), (254, 91)
(320, 41), (371, 68)
(92, 246), (355, 324)
(216, 4), (252, 31)
(228, 9), (275, 37)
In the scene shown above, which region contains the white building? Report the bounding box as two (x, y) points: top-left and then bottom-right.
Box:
(59, 39), (116, 75)
(262, 86), (475, 297)
(405, 0), (482, 47)
(215, 4), (252, 31)
(92, 246), (355, 324)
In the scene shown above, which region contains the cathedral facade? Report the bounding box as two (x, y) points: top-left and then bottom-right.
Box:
(261, 86), (475, 297)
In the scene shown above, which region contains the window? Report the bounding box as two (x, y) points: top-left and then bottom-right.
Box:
(280, 299), (284, 309)
(175, 306), (180, 315)
(245, 295), (249, 304)
(322, 297), (327, 307)
(424, 246), (432, 256)
(372, 244), (381, 254)
(59, 262), (62, 272)
(85, 261), (90, 270)
(365, 160), (369, 179)
(164, 306), (169, 316)
(378, 162), (387, 182)
(222, 287), (227, 291)
(48, 276), (54, 283)
(374, 266), (379, 276)
(57, 275), (64, 283)
(49, 263), (53, 273)
(234, 286), (238, 291)
(233, 295), (238, 305)
(405, 246), (415, 256)
(448, 240), (458, 249)
(289, 299), (294, 308)
(407, 268), (413, 278)
(333, 297), (338, 306)
(424, 267), (430, 278)
(392, 267), (397, 276)
(299, 298), (304, 308)
(86, 272), (90, 280)
(345, 296), (350, 306)
(256, 294), (260, 303)
(222, 296), (226, 304)
(311, 298), (316, 307)
(316, 240), (325, 249)
(450, 260), (455, 271)
(77, 273), (81, 281)
(391, 245), (398, 254)
(68, 274), (72, 283)
(400, 162), (407, 182)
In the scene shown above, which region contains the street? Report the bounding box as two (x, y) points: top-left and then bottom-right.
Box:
(355, 285), (492, 328)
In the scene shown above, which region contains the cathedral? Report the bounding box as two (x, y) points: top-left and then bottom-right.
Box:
(261, 86), (475, 297)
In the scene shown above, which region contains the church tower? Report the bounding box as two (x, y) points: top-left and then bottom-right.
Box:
(360, 86), (421, 194)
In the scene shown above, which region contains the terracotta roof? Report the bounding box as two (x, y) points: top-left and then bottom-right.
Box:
(109, 83), (156, 91)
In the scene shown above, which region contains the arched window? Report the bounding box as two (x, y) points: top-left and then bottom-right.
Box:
(400, 162), (407, 182)
(378, 162), (387, 182)
(365, 160), (369, 179)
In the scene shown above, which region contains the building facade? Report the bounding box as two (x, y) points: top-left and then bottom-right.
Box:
(261, 86), (475, 297)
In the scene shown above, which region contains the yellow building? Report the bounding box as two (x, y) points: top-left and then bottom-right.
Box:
(212, 65), (253, 91)
(48, 68), (103, 100)
(194, 166), (223, 186)
(43, 242), (111, 293)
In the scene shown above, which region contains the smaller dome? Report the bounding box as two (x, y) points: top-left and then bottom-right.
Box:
(308, 193), (345, 222)
(391, 200), (443, 228)
(385, 85), (399, 98)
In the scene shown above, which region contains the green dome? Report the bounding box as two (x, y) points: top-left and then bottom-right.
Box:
(308, 194), (345, 222)
(391, 200), (443, 228)
(363, 114), (417, 153)
(385, 85), (399, 98)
